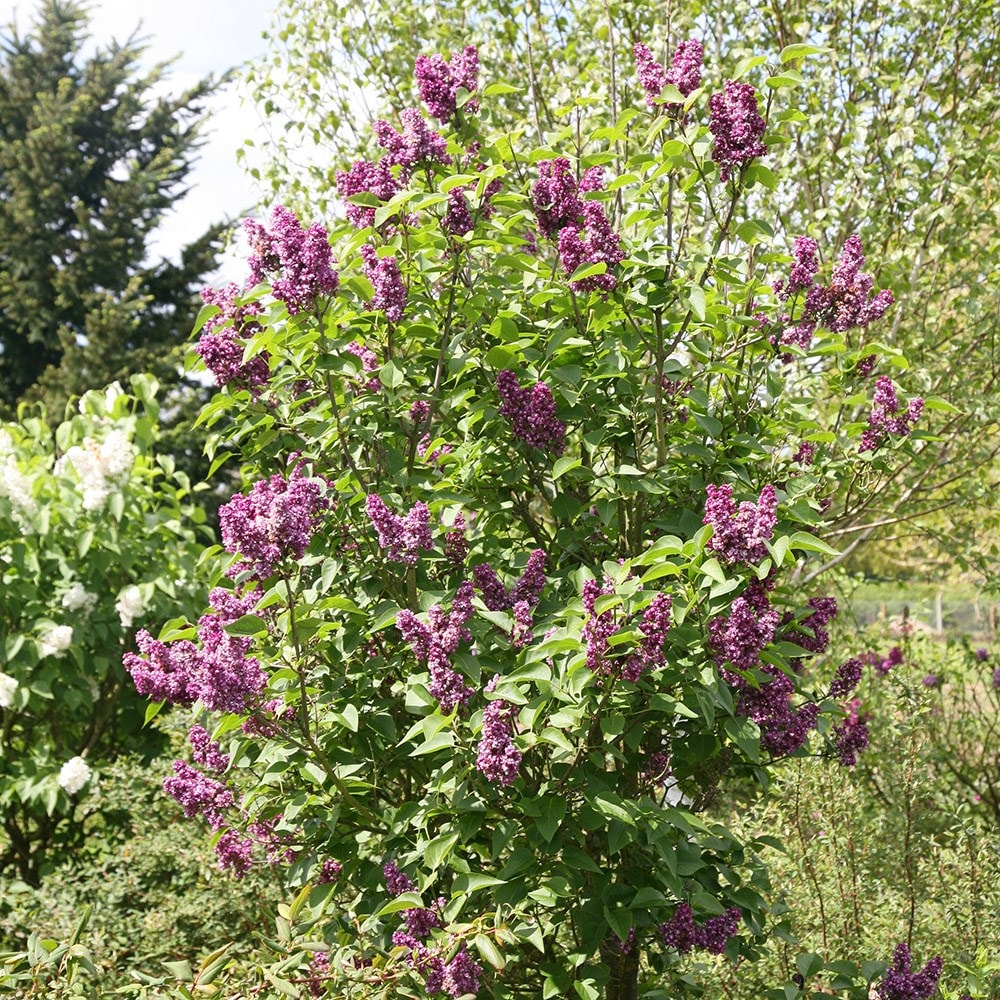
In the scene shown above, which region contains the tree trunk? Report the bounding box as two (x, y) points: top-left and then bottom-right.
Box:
(601, 939), (639, 1000)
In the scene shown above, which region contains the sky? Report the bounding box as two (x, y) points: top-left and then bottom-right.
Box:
(0, 0), (278, 279)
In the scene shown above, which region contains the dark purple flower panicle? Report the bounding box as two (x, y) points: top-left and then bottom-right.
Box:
(582, 580), (672, 682)
(444, 513), (468, 566)
(441, 947), (483, 997)
(708, 587), (780, 673)
(335, 159), (402, 229)
(625, 592), (673, 681)
(860, 375), (923, 452)
(792, 441), (816, 465)
(709, 80), (767, 181)
(974, 646), (989, 662)
(531, 158), (585, 239)
(373, 108), (450, 171)
(557, 201), (626, 293)
(703, 483), (778, 566)
(188, 725), (230, 773)
(830, 657), (864, 699)
(496, 370), (566, 456)
(659, 903), (741, 955)
(633, 38), (702, 109)
(365, 495), (434, 565)
(473, 549), (547, 611)
(774, 236), (820, 303)
(833, 698), (870, 766)
(633, 42), (667, 106)
(383, 861), (417, 896)
(360, 245), (408, 322)
(195, 283), (271, 389)
(476, 691), (522, 786)
(879, 943), (943, 1000)
(785, 596), (838, 655)
(414, 45), (479, 122)
(317, 858), (342, 883)
(163, 760), (234, 829)
(396, 582), (476, 714)
(243, 206), (338, 314)
(219, 468), (328, 581)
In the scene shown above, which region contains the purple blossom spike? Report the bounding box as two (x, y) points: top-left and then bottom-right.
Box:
(703, 483), (778, 566)
(383, 861), (417, 896)
(709, 80), (767, 181)
(557, 201), (625, 293)
(665, 39), (704, 97)
(633, 43), (668, 107)
(195, 283), (270, 389)
(800, 236), (894, 334)
(830, 657), (864, 699)
(215, 829), (255, 876)
(476, 693), (522, 786)
(335, 159), (401, 229)
(415, 46), (480, 122)
(360, 244), (408, 322)
(879, 943), (943, 1000)
(163, 760), (233, 829)
(531, 158), (585, 239)
(188, 725), (230, 773)
(659, 903), (741, 955)
(346, 339), (382, 392)
(366, 495), (434, 564)
(243, 206), (338, 314)
(373, 108), (450, 171)
(496, 370), (566, 456)
(832, 698), (870, 766)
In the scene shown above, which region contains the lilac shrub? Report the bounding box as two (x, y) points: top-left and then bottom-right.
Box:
(137, 32), (953, 1000)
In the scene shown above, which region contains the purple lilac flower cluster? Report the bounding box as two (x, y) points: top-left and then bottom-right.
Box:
(345, 339), (382, 392)
(496, 370), (566, 456)
(215, 829), (255, 876)
(360, 244), (408, 322)
(860, 375), (924, 452)
(317, 858), (342, 883)
(583, 580), (672, 682)
(783, 596), (838, 655)
(163, 760), (234, 829)
(707, 585), (780, 672)
(396, 583), (475, 713)
(444, 513), (468, 565)
(879, 943), (943, 1000)
(244, 206), (339, 315)
(557, 201), (626, 293)
(975, 646), (989, 662)
(863, 645), (904, 676)
(374, 108), (450, 170)
(335, 159), (401, 229)
(366, 495), (434, 565)
(414, 45), (479, 122)
(658, 903), (742, 955)
(703, 483), (778, 566)
(708, 80), (767, 181)
(531, 158), (588, 238)
(792, 441), (816, 465)
(632, 38), (703, 108)
(219, 467), (328, 581)
(833, 698), (870, 766)
(194, 283), (270, 389)
(188, 725), (230, 772)
(384, 861), (417, 896)
(476, 685), (522, 786)
(473, 549), (547, 648)
(829, 657), (864, 698)
(424, 945), (484, 997)
(124, 588), (266, 714)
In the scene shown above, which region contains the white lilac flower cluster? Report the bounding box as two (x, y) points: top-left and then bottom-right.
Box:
(0, 435), (39, 532)
(115, 585), (144, 628)
(0, 671), (18, 709)
(62, 582), (98, 613)
(56, 429), (135, 511)
(39, 625), (73, 658)
(58, 756), (92, 794)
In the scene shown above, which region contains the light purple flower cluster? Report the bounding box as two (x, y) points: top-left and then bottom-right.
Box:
(366, 495), (434, 565)
(496, 370), (566, 456)
(879, 943), (943, 1000)
(833, 698), (870, 766)
(829, 657), (864, 699)
(335, 159), (401, 229)
(195, 283), (270, 389)
(476, 688), (522, 786)
(124, 588), (266, 713)
(703, 483), (778, 566)
(188, 725), (230, 773)
(784, 596), (838, 655)
(396, 582), (475, 713)
(345, 339), (382, 392)
(860, 375), (924, 452)
(414, 45), (479, 122)
(557, 201), (626, 293)
(219, 468), (328, 581)
(163, 760), (234, 829)
(425, 946), (483, 998)
(215, 828), (255, 876)
(709, 80), (767, 182)
(244, 206), (339, 315)
(633, 38), (703, 108)
(374, 108), (450, 170)
(360, 244), (408, 322)
(583, 580), (672, 682)
(658, 902), (741, 955)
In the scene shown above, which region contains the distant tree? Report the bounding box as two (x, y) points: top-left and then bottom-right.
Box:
(0, 0), (226, 418)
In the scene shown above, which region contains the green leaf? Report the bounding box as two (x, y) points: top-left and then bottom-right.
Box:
(569, 261), (608, 284)
(425, 831), (460, 871)
(143, 700), (166, 725)
(593, 792), (634, 826)
(475, 934), (506, 971)
(379, 360), (405, 390)
(686, 283), (706, 321)
(779, 43), (829, 63)
(224, 615), (268, 636)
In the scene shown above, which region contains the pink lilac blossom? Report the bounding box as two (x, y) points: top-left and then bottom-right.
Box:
(792, 441), (816, 465)
(707, 586), (781, 673)
(345, 339), (382, 392)
(365, 495), (434, 565)
(582, 581), (672, 681)
(243, 206), (338, 315)
(860, 375), (923, 452)
(633, 39), (703, 109)
(703, 483), (778, 566)
(163, 760), (234, 829)
(879, 943), (943, 1000)
(335, 159), (401, 228)
(633, 42), (667, 106)
(855, 354), (878, 377)
(864, 645), (904, 676)
(709, 80), (767, 181)
(774, 237), (819, 300)
(373, 108), (450, 171)
(496, 370), (566, 456)
(473, 549), (547, 611)
(360, 244), (408, 322)
(195, 283), (270, 389)
(188, 725), (229, 773)
(415, 46), (479, 122)
(658, 903), (741, 955)
(476, 690), (522, 786)
(804, 235), (895, 333)
(307, 950), (331, 998)
(832, 698), (870, 766)
(396, 582), (475, 713)
(557, 200), (625, 293)
(410, 400), (430, 423)
(219, 468), (328, 581)
(444, 188), (475, 236)
(531, 158), (585, 238)
(439, 947), (483, 997)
